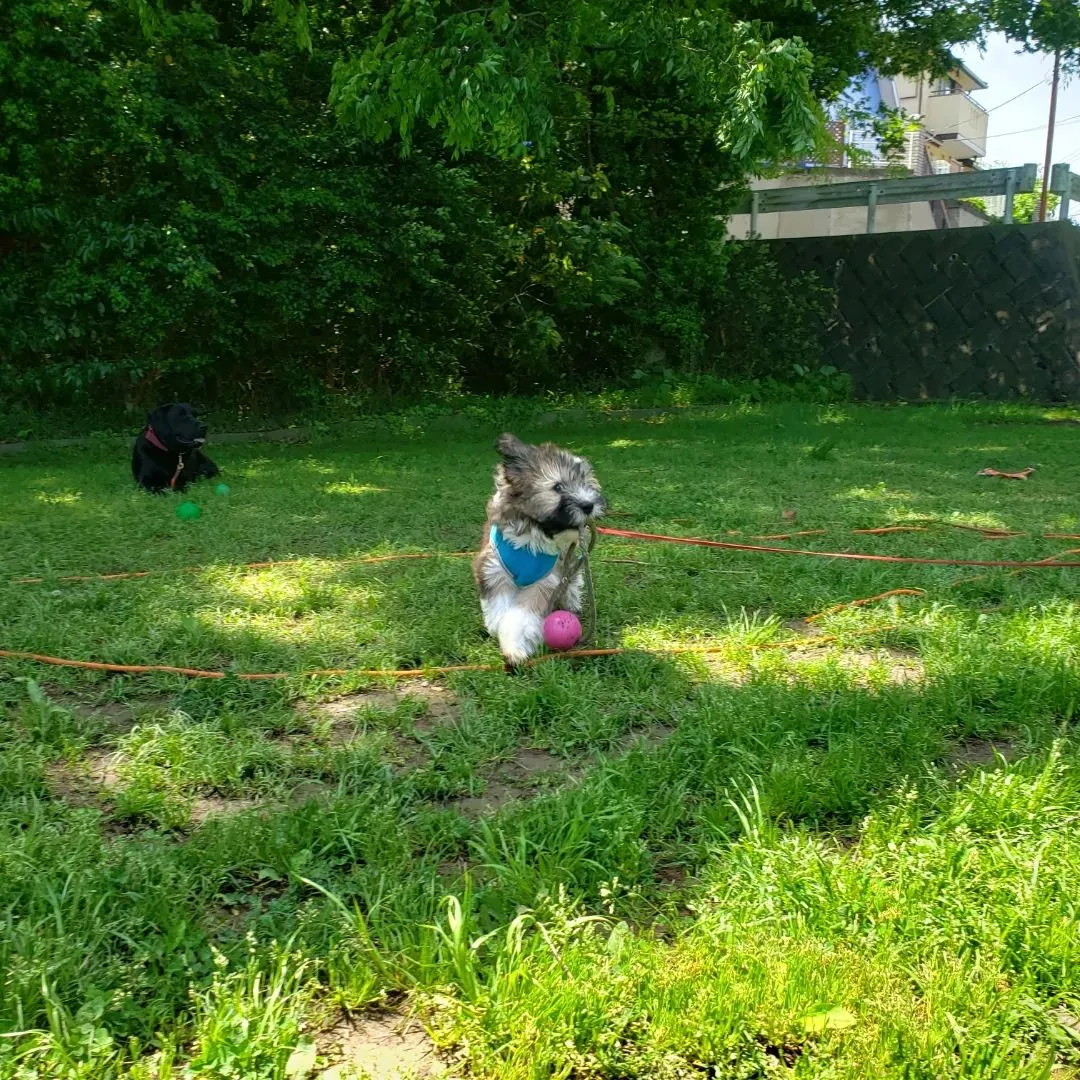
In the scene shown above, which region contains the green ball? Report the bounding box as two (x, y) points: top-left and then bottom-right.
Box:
(214, 483), (230, 496)
(176, 501), (201, 521)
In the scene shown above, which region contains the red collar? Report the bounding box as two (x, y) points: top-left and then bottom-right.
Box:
(144, 425), (185, 488)
(144, 425), (169, 452)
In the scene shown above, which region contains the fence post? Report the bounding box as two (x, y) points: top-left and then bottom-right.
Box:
(750, 191), (761, 237)
(1003, 168), (1018, 224)
(866, 185), (879, 233)
(1051, 163), (1071, 221)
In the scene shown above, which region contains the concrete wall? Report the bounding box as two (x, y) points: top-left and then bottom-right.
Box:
(727, 166), (995, 238)
(728, 170), (937, 240)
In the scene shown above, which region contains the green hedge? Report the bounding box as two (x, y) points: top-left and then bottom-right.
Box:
(0, 0), (878, 418)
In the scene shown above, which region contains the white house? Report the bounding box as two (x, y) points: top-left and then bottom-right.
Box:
(728, 62), (993, 238)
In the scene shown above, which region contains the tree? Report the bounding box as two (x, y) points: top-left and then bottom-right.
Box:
(2, 0), (993, 412)
(986, 0), (1080, 70)
(328, 0), (984, 384)
(964, 182), (1062, 221)
(330, 0), (985, 164)
(1012, 183), (1063, 222)
(983, 0), (1080, 220)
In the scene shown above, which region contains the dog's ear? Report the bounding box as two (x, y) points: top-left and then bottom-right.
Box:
(146, 405), (178, 447)
(496, 433), (531, 472)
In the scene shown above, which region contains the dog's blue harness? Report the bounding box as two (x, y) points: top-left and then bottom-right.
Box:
(491, 525), (557, 588)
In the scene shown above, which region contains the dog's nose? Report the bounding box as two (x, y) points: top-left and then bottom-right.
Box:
(579, 500), (594, 516)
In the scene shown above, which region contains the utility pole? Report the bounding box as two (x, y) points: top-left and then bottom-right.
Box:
(1039, 48), (1062, 222)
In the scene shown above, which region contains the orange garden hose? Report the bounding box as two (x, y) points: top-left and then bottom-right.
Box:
(850, 525), (928, 535)
(753, 529), (827, 540)
(805, 589), (926, 622)
(950, 547), (1080, 588)
(0, 629), (880, 681)
(592, 527), (1080, 568)
(4, 516), (1076, 681)
(0, 649), (487, 680)
(9, 521), (1080, 586)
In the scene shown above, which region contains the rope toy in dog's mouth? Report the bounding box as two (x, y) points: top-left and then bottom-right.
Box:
(548, 523), (598, 647)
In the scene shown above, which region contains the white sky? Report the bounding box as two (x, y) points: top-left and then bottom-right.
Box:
(956, 35), (1080, 174)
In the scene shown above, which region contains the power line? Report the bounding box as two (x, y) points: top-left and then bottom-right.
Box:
(984, 76), (1051, 113)
(989, 111), (1080, 138)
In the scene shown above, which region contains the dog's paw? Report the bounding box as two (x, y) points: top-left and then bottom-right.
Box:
(499, 646), (533, 672)
(496, 609), (544, 669)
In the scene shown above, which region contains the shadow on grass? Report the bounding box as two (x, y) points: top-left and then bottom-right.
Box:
(2, 632), (1073, 1045)
(5, 405), (1078, 581)
(5, 403), (1080, 1055)
(4, 479), (1080, 1068)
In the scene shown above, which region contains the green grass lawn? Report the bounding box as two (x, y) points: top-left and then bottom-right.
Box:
(3, 401), (1080, 1079)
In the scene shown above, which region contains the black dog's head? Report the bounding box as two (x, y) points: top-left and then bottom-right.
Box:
(146, 403), (207, 451)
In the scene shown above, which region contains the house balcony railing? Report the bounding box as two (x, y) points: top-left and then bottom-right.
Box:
(922, 89), (988, 161)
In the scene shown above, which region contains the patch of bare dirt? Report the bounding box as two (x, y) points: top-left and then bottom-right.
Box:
(46, 753), (266, 827)
(698, 656), (749, 686)
(501, 747), (565, 781)
(697, 621), (921, 688)
(617, 725), (675, 753)
(948, 737), (1017, 770)
(290, 779), (333, 805)
(204, 902), (252, 936)
(436, 857), (471, 882)
(443, 742), (578, 817)
(448, 779), (521, 817)
(189, 794), (262, 825)
(318, 1014), (447, 1079)
(1056, 1006), (1080, 1043)
(783, 618), (829, 638)
(320, 691), (400, 722)
(388, 734), (430, 775)
(401, 684), (459, 733)
(43, 687), (171, 732)
(319, 683), (460, 745)
(654, 863), (688, 887)
(757, 1036), (804, 1069)
(44, 750), (121, 809)
(321, 683), (457, 725)
(780, 646), (923, 686)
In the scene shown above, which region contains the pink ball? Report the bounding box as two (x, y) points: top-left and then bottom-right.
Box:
(543, 610), (582, 651)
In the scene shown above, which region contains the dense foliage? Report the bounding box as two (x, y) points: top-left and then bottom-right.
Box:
(965, 182), (1062, 224)
(2, 0), (984, 415)
(1, 0), (518, 411)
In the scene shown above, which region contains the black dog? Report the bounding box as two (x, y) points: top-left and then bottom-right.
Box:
(132, 403), (219, 493)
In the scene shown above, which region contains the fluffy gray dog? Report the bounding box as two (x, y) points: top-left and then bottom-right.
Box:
(473, 433), (606, 668)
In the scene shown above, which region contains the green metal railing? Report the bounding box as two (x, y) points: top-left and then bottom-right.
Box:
(731, 163), (1079, 235)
